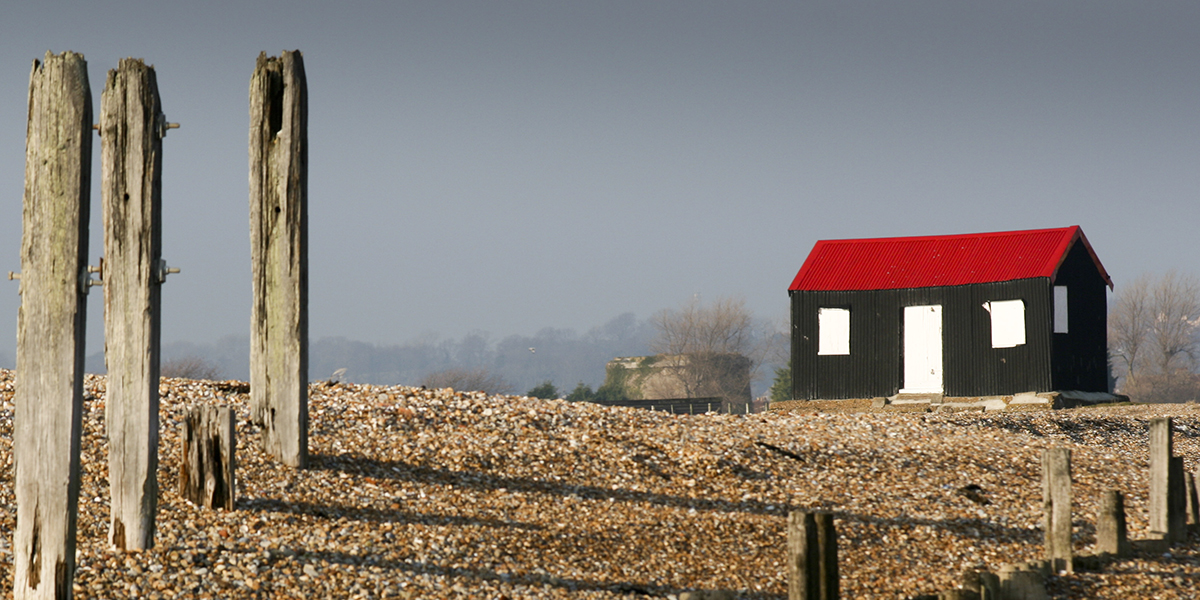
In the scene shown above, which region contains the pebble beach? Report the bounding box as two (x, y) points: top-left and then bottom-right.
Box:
(0, 370), (1198, 599)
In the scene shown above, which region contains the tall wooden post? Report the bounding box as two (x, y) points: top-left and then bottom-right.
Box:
(14, 51), (92, 600)
(100, 58), (174, 551)
(249, 50), (308, 468)
(1149, 417), (1179, 540)
(1041, 447), (1072, 573)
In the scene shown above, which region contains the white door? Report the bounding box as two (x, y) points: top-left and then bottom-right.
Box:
(902, 305), (943, 393)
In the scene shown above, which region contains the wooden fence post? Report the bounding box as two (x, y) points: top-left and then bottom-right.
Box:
(1148, 417), (1181, 541)
(1186, 470), (1200, 533)
(1041, 447), (1072, 573)
(788, 511), (838, 599)
(1168, 456), (1187, 543)
(1096, 489), (1130, 557)
(179, 406), (236, 510)
(788, 511), (820, 600)
(815, 512), (839, 600)
(14, 50), (92, 600)
(249, 50), (309, 468)
(100, 57), (175, 551)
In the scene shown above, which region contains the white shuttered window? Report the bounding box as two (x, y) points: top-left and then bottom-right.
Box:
(818, 308), (850, 355)
(983, 299), (1026, 348)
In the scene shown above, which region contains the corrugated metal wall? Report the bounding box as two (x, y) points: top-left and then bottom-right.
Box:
(791, 279), (1055, 399)
(1050, 242), (1110, 392)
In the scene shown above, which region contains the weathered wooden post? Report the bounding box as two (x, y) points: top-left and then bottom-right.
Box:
(179, 405), (236, 510)
(788, 511), (837, 599)
(787, 511), (820, 600)
(1041, 447), (1072, 573)
(1186, 470), (1200, 533)
(996, 564), (1049, 600)
(14, 50), (92, 600)
(1168, 456), (1187, 543)
(1148, 417), (1182, 541)
(815, 512), (839, 600)
(100, 57), (178, 551)
(1096, 489), (1130, 557)
(249, 50), (308, 468)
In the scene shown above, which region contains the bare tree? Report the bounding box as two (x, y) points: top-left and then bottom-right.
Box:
(161, 356), (223, 380)
(1109, 271), (1200, 403)
(1148, 271), (1200, 373)
(650, 296), (761, 408)
(1109, 273), (1152, 380)
(421, 368), (514, 395)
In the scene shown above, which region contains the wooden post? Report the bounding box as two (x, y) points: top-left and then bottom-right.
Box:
(1168, 456), (1187, 543)
(14, 51), (92, 600)
(815, 512), (839, 600)
(997, 564), (1048, 600)
(1041, 448), (1072, 573)
(787, 511), (820, 600)
(100, 57), (171, 551)
(179, 406), (236, 510)
(1096, 489), (1129, 557)
(1186, 470), (1200, 533)
(249, 50), (309, 468)
(1148, 417), (1176, 539)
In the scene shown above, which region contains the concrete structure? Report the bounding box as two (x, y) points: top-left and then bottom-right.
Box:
(605, 353), (751, 406)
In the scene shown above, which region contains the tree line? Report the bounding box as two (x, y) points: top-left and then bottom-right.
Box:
(1109, 271), (1200, 403)
(145, 303), (788, 401)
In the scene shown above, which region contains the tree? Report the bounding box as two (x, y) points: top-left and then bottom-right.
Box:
(1147, 271), (1200, 373)
(421, 368), (514, 395)
(526, 381), (558, 399)
(768, 365), (792, 403)
(1108, 273), (1152, 380)
(161, 356), (222, 380)
(650, 296), (760, 408)
(565, 382), (595, 403)
(1109, 271), (1200, 403)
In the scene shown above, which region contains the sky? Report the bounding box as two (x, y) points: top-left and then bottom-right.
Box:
(0, 1), (1197, 360)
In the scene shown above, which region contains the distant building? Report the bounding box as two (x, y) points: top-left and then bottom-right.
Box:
(788, 226), (1111, 400)
(606, 353), (752, 406)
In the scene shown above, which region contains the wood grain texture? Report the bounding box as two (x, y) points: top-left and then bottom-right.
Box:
(248, 51), (309, 468)
(100, 58), (165, 551)
(787, 511), (820, 600)
(14, 50), (92, 600)
(1149, 417), (1174, 536)
(179, 406), (236, 510)
(1041, 447), (1073, 573)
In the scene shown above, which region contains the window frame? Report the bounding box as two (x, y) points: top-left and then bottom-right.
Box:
(983, 299), (1026, 348)
(817, 307), (851, 356)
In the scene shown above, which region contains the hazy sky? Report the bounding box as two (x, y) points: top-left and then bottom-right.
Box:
(1, 2), (1197, 357)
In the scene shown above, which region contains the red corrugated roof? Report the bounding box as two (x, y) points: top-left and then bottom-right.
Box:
(789, 226), (1112, 291)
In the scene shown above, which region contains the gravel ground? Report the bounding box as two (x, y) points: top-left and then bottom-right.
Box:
(0, 369), (1198, 599)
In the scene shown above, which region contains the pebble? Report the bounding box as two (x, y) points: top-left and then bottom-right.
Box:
(0, 370), (1197, 598)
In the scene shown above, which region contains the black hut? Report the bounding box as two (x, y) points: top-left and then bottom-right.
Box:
(788, 226), (1111, 400)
